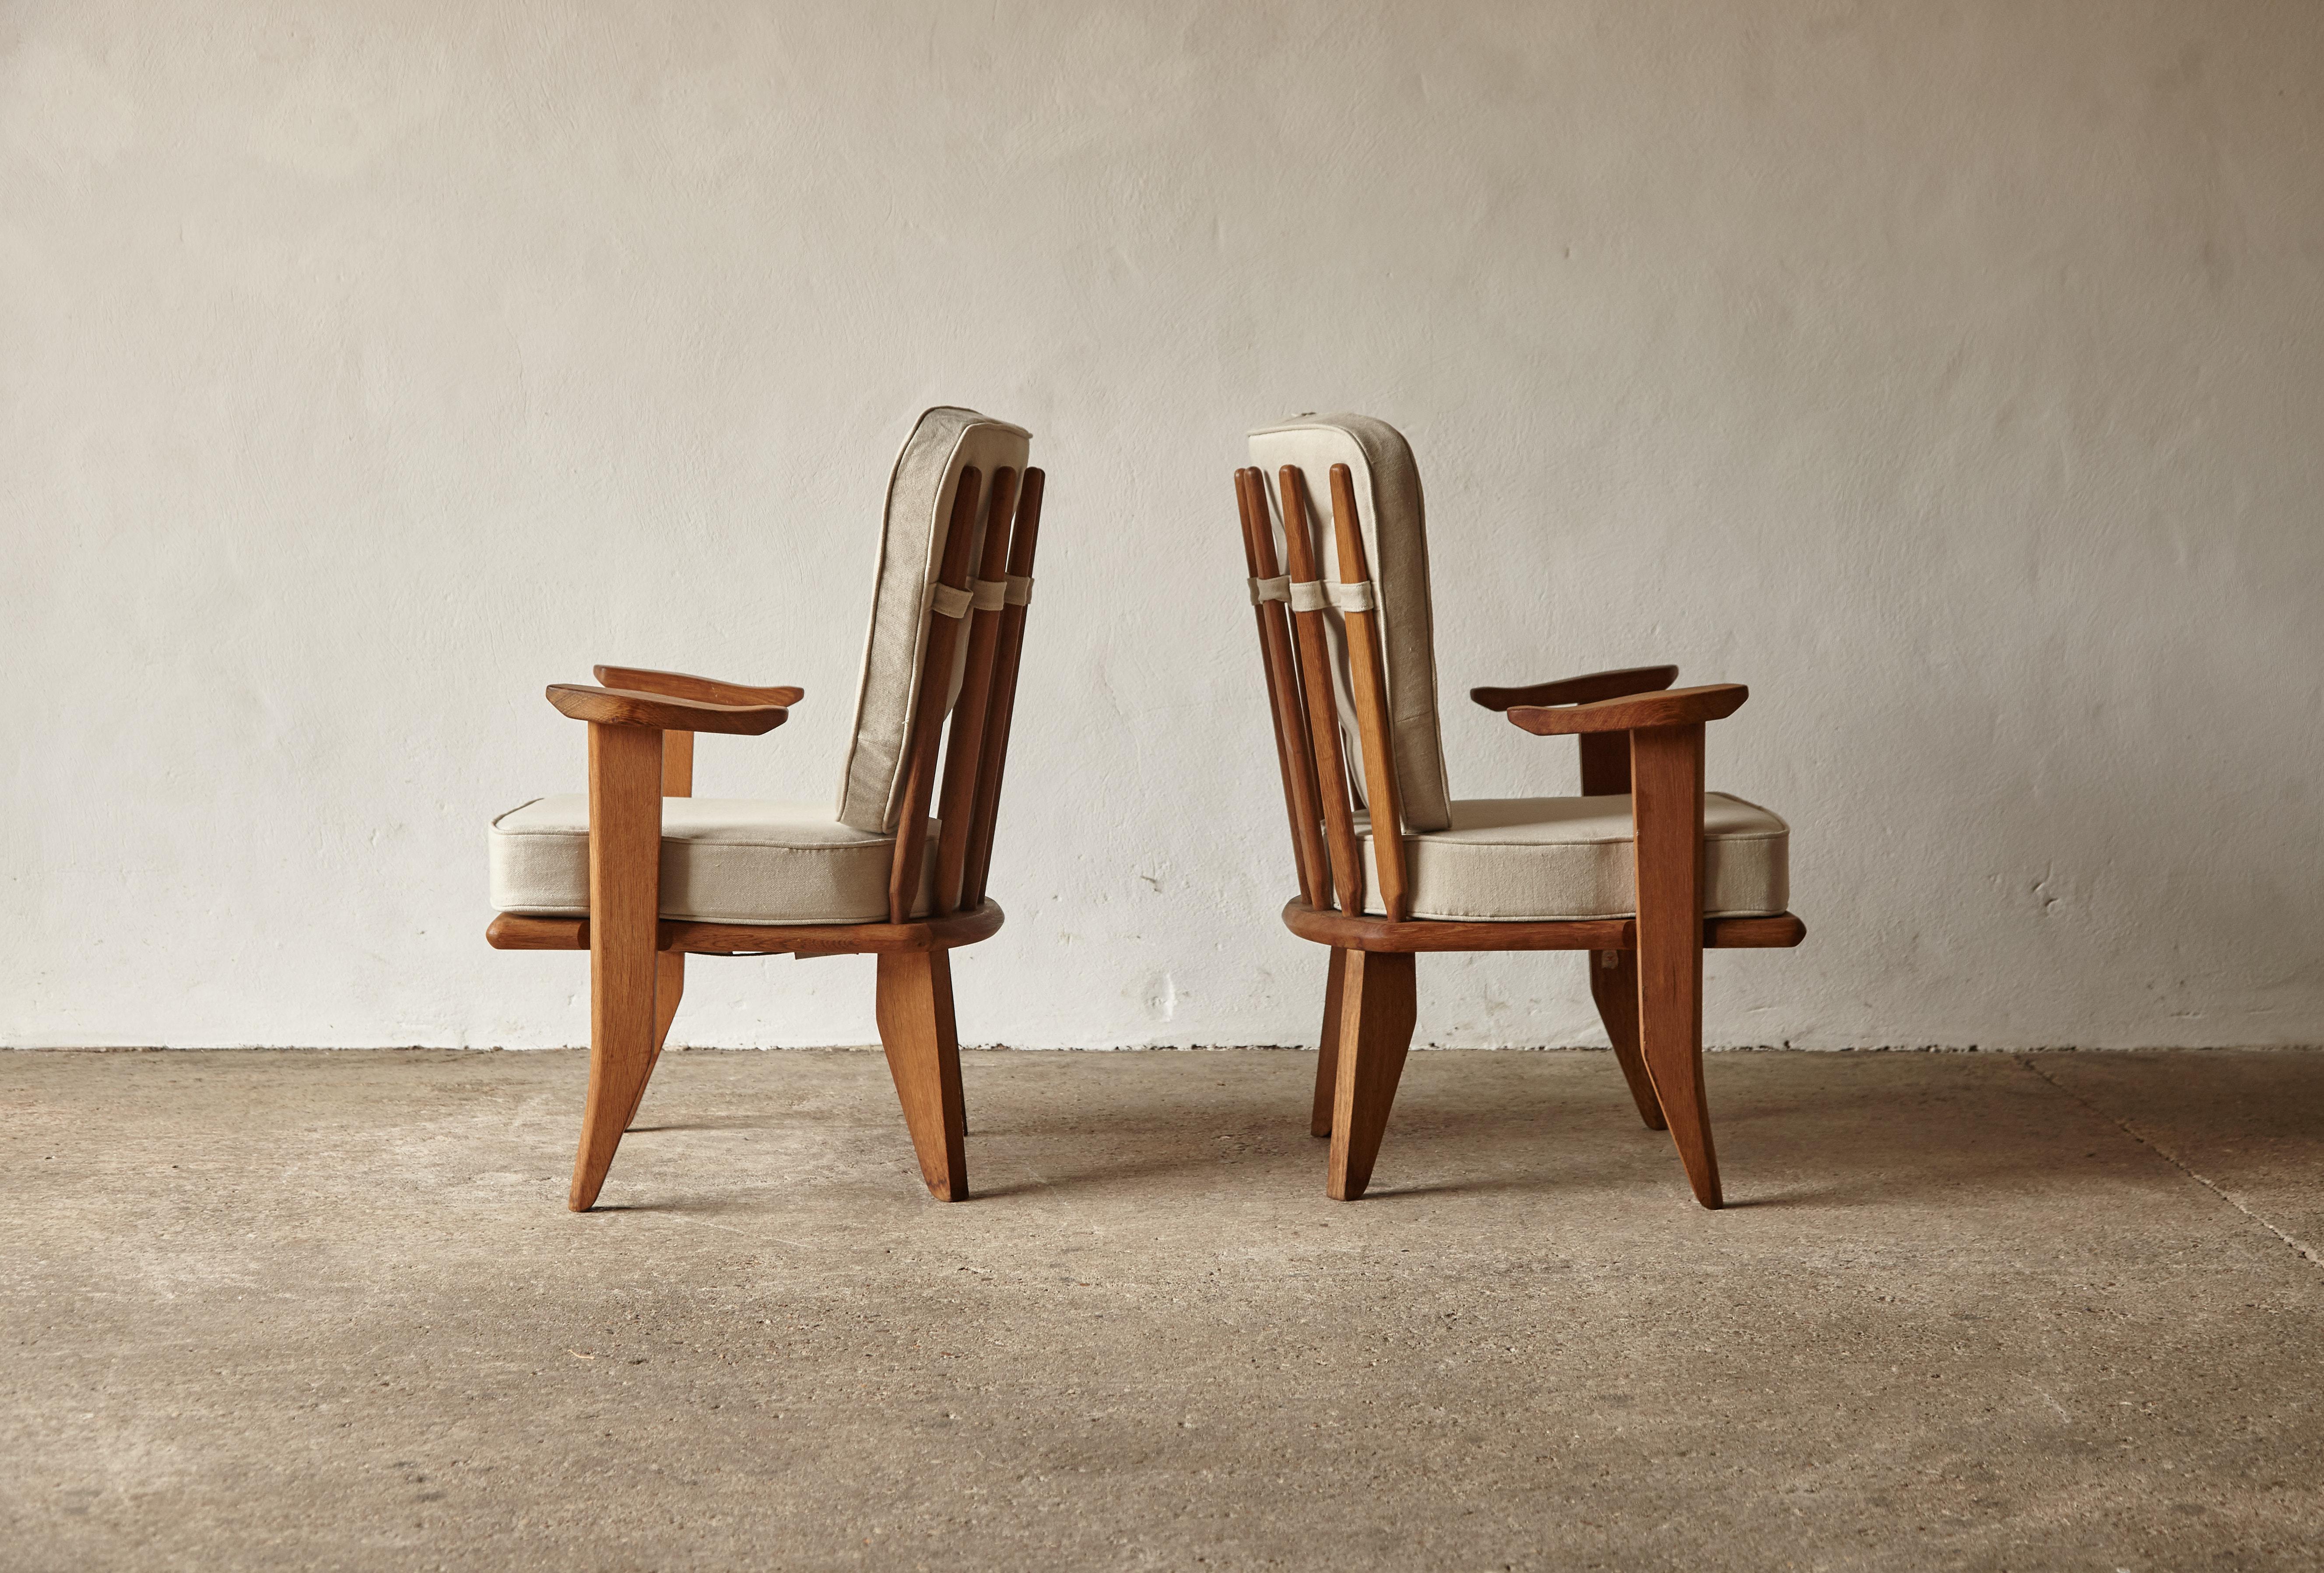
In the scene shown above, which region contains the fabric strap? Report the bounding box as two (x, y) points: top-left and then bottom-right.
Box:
(1004, 574), (1034, 606)
(971, 578), (1010, 612)
(929, 583), (973, 619)
(1288, 578), (1378, 614)
(1246, 574), (1291, 605)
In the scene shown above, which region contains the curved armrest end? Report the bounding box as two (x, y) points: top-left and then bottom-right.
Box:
(1471, 665), (1679, 712)
(547, 683), (789, 735)
(1507, 683), (1748, 735)
(593, 665), (804, 708)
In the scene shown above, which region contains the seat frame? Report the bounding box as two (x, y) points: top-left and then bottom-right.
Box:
(1234, 461), (1804, 1205)
(490, 466), (1045, 1209)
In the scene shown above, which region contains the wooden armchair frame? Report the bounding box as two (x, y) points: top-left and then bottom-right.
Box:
(1235, 464), (1804, 1206)
(490, 466), (1046, 1209)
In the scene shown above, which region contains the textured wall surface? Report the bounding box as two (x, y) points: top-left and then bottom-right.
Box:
(6, 0), (2320, 1049)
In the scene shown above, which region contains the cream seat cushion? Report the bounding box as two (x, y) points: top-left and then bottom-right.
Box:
(1357, 794), (1789, 921)
(490, 796), (936, 925)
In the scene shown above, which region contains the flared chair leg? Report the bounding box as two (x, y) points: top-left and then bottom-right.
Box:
(1632, 723), (1722, 1209)
(875, 950), (970, 1201)
(611, 952), (685, 1136)
(1310, 947), (1348, 1137)
(570, 723), (666, 1212)
(1588, 950), (1667, 1131)
(1327, 950), (1417, 1200)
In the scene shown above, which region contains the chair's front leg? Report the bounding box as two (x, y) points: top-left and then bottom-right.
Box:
(569, 721), (665, 1211)
(1630, 721), (1722, 1208)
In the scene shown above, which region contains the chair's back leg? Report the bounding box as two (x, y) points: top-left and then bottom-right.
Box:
(1588, 951), (1666, 1131)
(1311, 946), (1348, 1139)
(961, 470), (1045, 908)
(874, 950), (969, 1201)
(1631, 721), (1722, 1207)
(571, 722), (666, 1211)
(1327, 949), (1417, 1200)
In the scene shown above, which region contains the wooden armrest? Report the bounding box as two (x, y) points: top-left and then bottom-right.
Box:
(593, 665), (804, 708)
(1471, 665), (1678, 712)
(1506, 683), (1747, 735)
(546, 684), (789, 735)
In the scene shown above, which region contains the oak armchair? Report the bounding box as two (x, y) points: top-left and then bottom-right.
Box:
(1234, 413), (1804, 1205)
(487, 408), (1045, 1209)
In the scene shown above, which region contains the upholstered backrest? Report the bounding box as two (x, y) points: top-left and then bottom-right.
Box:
(1247, 414), (1453, 834)
(836, 408), (1032, 833)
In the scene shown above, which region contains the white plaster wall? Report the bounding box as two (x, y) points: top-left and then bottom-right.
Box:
(5, 0), (2320, 1050)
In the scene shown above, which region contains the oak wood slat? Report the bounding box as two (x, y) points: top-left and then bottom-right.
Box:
(1277, 467), (1364, 913)
(961, 469), (1044, 908)
(932, 467), (1019, 915)
(1326, 463), (1411, 922)
(1236, 468), (1329, 908)
(888, 467), (984, 924)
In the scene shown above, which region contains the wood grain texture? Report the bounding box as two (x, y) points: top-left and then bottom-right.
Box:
(932, 467), (1018, 914)
(1238, 468), (1330, 907)
(1632, 722), (1721, 1209)
(961, 469), (1044, 907)
(1470, 665), (1679, 712)
(621, 726), (696, 1132)
(592, 665), (804, 709)
(875, 950), (969, 1202)
(1327, 949), (1416, 1200)
(484, 901), (1012, 957)
(888, 467), (984, 923)
(1506, 683), (1747, 736)
(569, 722), (664, 1212)
(546, 684), (789, 735)
(1311, 946), (1348, 1138)
(1588, 949), (1666, 1130)
(1327, 463), (1410, 922)
(1279, 901), (1806, 954)
(1278, 466), (1364, 913)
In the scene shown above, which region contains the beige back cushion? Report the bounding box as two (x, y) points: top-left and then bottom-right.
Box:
(1247, 414), (1453, 834)
(834, 407), (1032, 833)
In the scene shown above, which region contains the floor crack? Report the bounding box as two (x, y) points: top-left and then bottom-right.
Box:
(2017, 1054), (2322, 1271)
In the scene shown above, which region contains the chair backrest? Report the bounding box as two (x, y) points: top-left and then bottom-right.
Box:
(836, 407), (1045, 922)
(837, 408), (1031, 831)
(1236, 415), (1451, 924)
(1246, 416), (1452, 833)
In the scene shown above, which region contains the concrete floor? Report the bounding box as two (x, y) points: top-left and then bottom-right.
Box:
(4, 1047), (2320, 1571)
